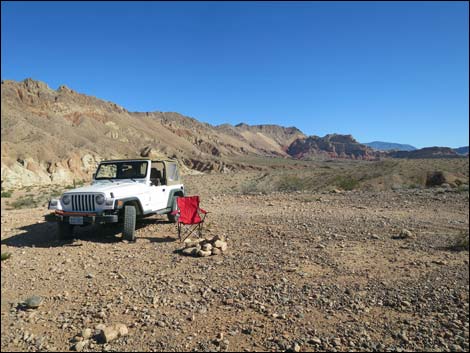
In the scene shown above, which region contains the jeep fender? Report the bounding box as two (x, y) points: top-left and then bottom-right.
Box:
(116, 197), (144, 216)
(167, 189), (185, 209)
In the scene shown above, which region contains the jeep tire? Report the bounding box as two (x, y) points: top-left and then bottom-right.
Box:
(123, 205), (136, 241)
(167, 197), (177, 223)
(58, 223), (74, 240)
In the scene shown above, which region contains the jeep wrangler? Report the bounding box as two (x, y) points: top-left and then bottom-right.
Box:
(46, 159), (185, 241)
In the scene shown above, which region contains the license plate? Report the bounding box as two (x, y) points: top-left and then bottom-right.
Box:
(69, 216), (83, 225)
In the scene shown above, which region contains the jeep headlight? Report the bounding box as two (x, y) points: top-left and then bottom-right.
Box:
(48, 199), (59, 209)
(96, 194), (105, 205)
(62, 195), (71, 205)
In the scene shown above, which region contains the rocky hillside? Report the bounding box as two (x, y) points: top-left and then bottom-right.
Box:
(216, 123), (305, 155)
(287, 134), (380, 160)
(0, 79), (304, 187)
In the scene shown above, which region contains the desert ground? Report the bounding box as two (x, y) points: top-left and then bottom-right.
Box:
(1, 159), (469, 352)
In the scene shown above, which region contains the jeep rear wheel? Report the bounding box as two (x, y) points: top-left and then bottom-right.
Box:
(167, 197), (177, 223)
(58, 223), (74, 240)
(123, 205), (136, 241)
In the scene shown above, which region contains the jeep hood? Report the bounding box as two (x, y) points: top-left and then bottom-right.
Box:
(64, 180), (148, 198)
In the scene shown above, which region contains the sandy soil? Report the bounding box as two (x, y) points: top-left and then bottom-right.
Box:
(1, 175), (469, 352)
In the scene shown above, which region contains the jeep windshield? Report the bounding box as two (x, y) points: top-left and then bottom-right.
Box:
(95, 161), (148, 180)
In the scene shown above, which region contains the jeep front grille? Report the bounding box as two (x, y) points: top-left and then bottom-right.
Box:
(71, 194), (96, 212)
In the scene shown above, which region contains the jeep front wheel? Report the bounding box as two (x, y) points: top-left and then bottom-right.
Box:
(122, 205), (136, 241)
(58, 223), (74, 240)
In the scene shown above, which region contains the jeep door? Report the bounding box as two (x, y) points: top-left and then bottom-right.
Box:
(149, 162), (169, 211)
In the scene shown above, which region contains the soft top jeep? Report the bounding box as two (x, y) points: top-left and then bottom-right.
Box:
(46, 158), (184, 241)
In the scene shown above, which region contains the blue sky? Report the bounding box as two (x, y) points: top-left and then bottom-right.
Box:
(2, 1), (468, 148)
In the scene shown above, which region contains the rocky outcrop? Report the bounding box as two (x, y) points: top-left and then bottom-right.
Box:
(287, 134), (379, 160)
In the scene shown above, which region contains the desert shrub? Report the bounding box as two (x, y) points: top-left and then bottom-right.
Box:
(1, 253), (12, 261)
(65, 185), (75, 190)
(1, 191), (12, 198)
(276, 175), (309, 192)
(51, 190), (63, 197)
(239, 181), (260, 194)
(426, 171), (446, 187)
(333, 175), (360, 191)
(10, 196), (39, 209)
(450, 232), (469, 251)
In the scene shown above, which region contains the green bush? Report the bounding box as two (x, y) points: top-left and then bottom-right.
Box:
(240, 181), (259, 194)
(1, 191), (12, 198)
(10, 196), (39, 209)
(276, 175), (308, 192)
(1, 253), (11, 261)
(450, 232), (469, 251)
(333, 175), (360, 191)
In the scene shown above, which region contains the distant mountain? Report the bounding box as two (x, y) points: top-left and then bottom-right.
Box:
(364, 141), (417, 151)
(453, 146), (469, 156)
(287, 134), (379, 160)
(387, 147), (461, 159)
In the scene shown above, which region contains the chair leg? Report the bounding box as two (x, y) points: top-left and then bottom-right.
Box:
(178, 223), (182, 242)
(180, 223), (202, 242)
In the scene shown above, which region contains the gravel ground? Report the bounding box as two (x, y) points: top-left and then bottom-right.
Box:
(1, 178), (469, 352)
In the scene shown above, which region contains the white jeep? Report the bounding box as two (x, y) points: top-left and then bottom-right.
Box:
(46, 158), (185, 241)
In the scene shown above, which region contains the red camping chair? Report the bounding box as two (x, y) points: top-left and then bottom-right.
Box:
(170, 196), (208, 242)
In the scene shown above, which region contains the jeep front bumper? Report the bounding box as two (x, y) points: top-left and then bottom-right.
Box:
(45, 211), (118, 225)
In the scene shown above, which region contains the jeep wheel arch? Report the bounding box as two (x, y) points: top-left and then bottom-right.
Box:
(167, 189), (184, 209)
(117, 198), (144, 217)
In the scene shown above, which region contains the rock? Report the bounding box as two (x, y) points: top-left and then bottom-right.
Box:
(309, 337), (322, 345)
(214, 240), (228, 252)
(24, 295), (43, 309)
(95, 323), (106, 331)
(211, 248), (222, 256)
(214, 240), (226, 248)
(182, 247), (197, 256)
(100, 327), (119, 343)
(197, 249), (212, 257)
(74, 340), (88, 352)
(293, 343), (301, 352)
(432, 260), (447, 265)
(81, 328), (92, 339)
(393, 229), (412, 239)
(115, 323), (128, 337)
(202, 243), (213, 252)
(371, 234), (380, 240)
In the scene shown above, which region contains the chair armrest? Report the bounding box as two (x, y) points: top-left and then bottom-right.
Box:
(199, 208), (208, 214)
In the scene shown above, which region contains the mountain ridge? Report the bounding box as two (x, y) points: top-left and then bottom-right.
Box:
(1, 78), (467, 187)
(364, 141), (417, 152)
